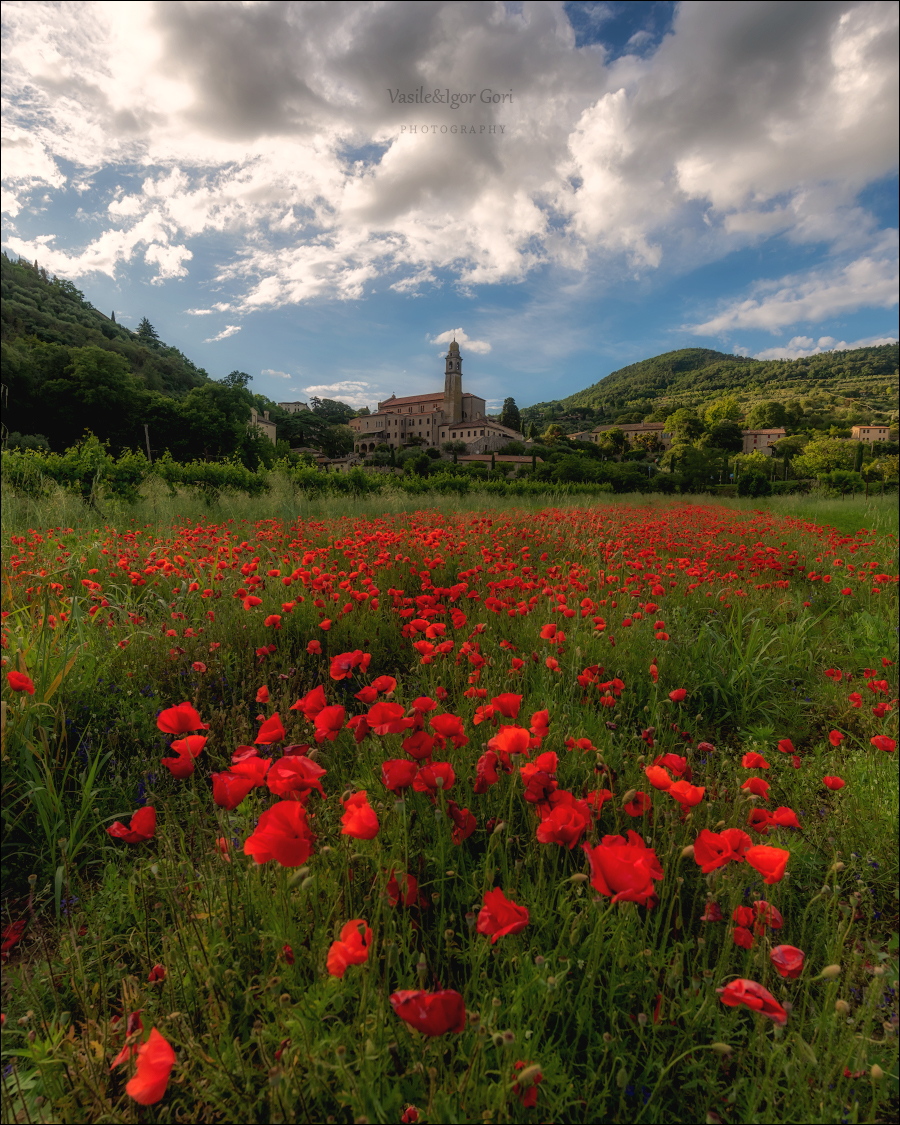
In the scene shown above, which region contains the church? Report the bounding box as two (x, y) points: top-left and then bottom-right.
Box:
(349, 340), (523, 455)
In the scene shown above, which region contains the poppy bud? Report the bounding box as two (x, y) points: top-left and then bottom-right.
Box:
(502, 1030), (515, 1044)
(535, 956), (545, 966)
(516, 1064), (542, 1086)
(871, 1064), (884, 1080)
(492, 821), (506, 835)
(835, 1000), (850, 1014)
(681, 846), (695, 860)
(616, 1068), (628, 1089)
(831, 862), (845, 872)
(621, 788), (637, 806)
(872, 965), (885, 976)
(710, 1042), (732, 1056)
(820, 964), (841, 979)
(569, 873), (589, 883)
(637, 1013), (647, 1027)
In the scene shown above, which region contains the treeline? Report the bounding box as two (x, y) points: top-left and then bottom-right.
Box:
(524, 344), (899, 429)
(0, 255), (356, 461)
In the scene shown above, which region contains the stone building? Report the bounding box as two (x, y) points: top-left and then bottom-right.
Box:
(278, 401), (309, 414)
(349, 341), (523, 454)
(249, 408), (277, 445)
(851, 424), (890, 444)
(741, 428), (785, 456)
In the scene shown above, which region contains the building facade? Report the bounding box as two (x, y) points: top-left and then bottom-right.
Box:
(741, 428), (786, 456)
(851, 424), (890, 444)
(278, 401), (309, 414)
(349, 341), (523, 454)
(249, 408), (277, 445)
(589, 422), (672, 449)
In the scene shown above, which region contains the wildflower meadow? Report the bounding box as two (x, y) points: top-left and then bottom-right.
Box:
(1, 494), (897, 1124)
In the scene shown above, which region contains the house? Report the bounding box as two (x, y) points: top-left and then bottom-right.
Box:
(590, 423), (672, 450)
(249, 408), (277, 445)
(278, 401), (309, 414)
(349, 341), (523, 454)
(851, 424), (890, 444)
(741, 428), (786, 456)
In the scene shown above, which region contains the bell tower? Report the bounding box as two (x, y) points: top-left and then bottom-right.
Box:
(443, 339), (463, 425)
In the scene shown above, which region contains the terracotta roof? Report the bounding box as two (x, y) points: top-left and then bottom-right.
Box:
(742, 429), (786, 436)
(378, 390), (483, 408)
(442, 420), (522, 437)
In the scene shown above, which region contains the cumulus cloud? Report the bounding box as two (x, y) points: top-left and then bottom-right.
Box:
(1, 0), (897, 306)
(262, 368), (292, 378)
(752, 333), (898, 360)
(691, 247), (899, 334)
(204, 324), (241, 342)
(430, 328), (492, 354)
(303, 380), (373, 407)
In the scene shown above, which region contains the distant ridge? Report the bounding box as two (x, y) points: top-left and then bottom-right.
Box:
(524, 344), (899, 419)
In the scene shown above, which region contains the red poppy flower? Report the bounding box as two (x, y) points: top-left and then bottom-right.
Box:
(367, 701), (409, 735)
(411, 695), (437, 712)
(6, 671), (35, 694)
(717, 979), (787, 1025)
(535, 800), (588, 849)
(413, 762), (456, 798)
(848, 692), (862, 708)
(267, 756), (326, 799)
(742, 752), (770, 769)
(341, 791), (379, 839)
(668, 688), (686, 703)
(290, 685), (327, 719)
(326, 919), (372, 978)
(389, 989), (466, 1036)
(156, 701), (206, 734)
(668, 780), (705, 807)
(513, 1060), (543, 1108)
(430, 713), (468, 749)
(382, 759), (418, 791)
(745, 844), (790, 884)
(583, 831), (663, 906)
(386, 870), (419, 908)
(654, 753), (688, 776)
(122, 1027), (176, 1105)
(314, 704), (346, 742)
(243, 802), (315, 866)
(701, 901), (722, 922)
(108, 807), (156, 844)
(770, 945), (805, 979)
(624, 791), (651, 817)
(329, 650), (370, 681)
(255, 713), (286, 745)
(475, 750), (501, 793)
(256, 685), (270, 703)
(822, 775), (845, 790)
(585, 788), (614, 817)
(828, 730), (845, 747)
(402, 730), (435, 760)
(740, 777), (770, 801)
(733, 925), (754, 949)
(477, 888), (529, 943)
(871, 735), (896, 753)
(490, 693), (522, 719)
(447, 800), (476, 844)
(644, 765), (672, 791)
(148, 964), (166, 984)
(161, 735), (206, 779)
(355, 686), (378, 704)
(212, 770), (256, 809)
(370, 675), (397, 694)
(732, 906), (755, 927)
(529, 710), (550, 738)
(539, 623), (558, 640)
(753, 900), (783, 929)
(282, 944), (294, 965)
(770, 806), (800, 828)
(306, 639), (322, 655)
(490, 725), (531, 760)
(776, 738), (795, 755)
(693, 828), (751, 873)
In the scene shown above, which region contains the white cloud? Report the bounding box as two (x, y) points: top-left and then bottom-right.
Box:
(302, 380), (373, 407)
(0, 0), (897, 309)
(204, 324), (241, 342)
(752, 333), (898, 360)
(430, 328), (492, 354)
(691, 248), (899, 334)
(186, 302), (233, 314)
(262, 368), (291, 379)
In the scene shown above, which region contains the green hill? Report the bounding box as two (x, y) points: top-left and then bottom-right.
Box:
(523, 344), (899, 428)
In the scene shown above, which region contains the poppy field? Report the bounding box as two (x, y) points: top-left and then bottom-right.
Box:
(1, 498), (898, 1124)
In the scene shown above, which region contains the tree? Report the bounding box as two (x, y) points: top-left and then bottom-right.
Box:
(442, 440), (467, 463)
(705, 397), (742, 425)
(137, 317), (160, 344)
(744, 400), (787, 430)
(41, 345), (139, 449)
(792, 437), (855, 478)
(220, 370), (252, 390)
(706, 420), (744, 453)
(595, 428), (628, 459)
(500, 397), (521, 432)
(527, 421), (538, 440)
(632, 430), (664, 453)
(664, 408), (705, 443)
(541, 423), (567, 444)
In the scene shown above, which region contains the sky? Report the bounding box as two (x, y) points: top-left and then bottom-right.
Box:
(2, 0), (898, 413)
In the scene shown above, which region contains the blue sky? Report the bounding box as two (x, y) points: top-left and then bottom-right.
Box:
(3, 1), (897, 412)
